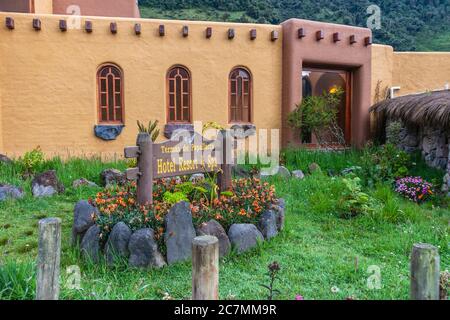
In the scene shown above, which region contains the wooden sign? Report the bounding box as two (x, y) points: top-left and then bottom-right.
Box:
(125, 130), (233, 205)
(152, 134), (220, 179)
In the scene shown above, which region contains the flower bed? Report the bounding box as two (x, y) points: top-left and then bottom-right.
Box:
(72, 176), (284, 268)
(394, 176), (434, 203)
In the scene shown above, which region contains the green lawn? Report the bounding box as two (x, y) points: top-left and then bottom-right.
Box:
(0, 149), (448, 300)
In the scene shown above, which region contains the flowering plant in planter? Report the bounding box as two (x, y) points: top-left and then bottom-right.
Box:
(90, 177), (277, 251)
(394, 176), (434, 203)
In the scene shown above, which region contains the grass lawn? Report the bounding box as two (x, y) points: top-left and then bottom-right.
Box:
(0, 149), (448, 300)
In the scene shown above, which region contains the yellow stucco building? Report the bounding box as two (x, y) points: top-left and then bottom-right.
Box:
(0, 0), (449, 157)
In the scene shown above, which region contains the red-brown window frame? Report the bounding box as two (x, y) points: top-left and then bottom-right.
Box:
(166, 65), (192, 124)
(229, 66), (253, 124)
(97, 63), (125, 124)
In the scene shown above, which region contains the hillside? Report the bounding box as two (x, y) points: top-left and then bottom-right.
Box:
(139, 0), (450, 52)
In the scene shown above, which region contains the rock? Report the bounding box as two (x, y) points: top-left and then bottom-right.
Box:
(164, 201), (196, 264)
(292, 170), (305, 179)
(308, 163), (321, 173)
(80, 225), (100, 263)
(106, 222), (132, 266)
(270, 204), (285, 231)
(276, 166), (291, 178)
(31, 170), (64, 197)
(275, 198), (286, 209)
(72, 200), (99, 245)
(128, 228), (166, 269)
(259, 166), (290, 179)
(0, 184), (24, 201)
(72, 178), (98, 188)
(94, 125), (124, 141)
(257, 210), (278, 239)
(228, 224), (264, 254)
(196, 219), (231, 257)
(100, 169), (125, 187)
(0, 154), (12, 164)
(189, 173), (205, 183)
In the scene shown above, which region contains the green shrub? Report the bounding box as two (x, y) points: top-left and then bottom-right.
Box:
(336, 177), (375, 218)
(0, 261), (35, 300)
(360, 143), (412, 186)
(17, 146), (45, 174)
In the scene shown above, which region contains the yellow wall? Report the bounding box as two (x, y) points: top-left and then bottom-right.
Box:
(34, 0), (53, 14)
(371, 44), (393, 103)
(0, 13), (282, 158)
(393, 52), (450, 96)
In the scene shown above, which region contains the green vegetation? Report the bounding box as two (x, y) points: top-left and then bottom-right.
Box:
(0, 146), (448, 300)
(138, 0), (450, 52)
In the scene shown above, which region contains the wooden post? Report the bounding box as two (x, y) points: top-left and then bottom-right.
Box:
(36, 218), (61, 300)
(136, 132), (153, 206)
(192, 236), (219, 300)
(218, 130), (232, 193)
(410, 243), (440, 300)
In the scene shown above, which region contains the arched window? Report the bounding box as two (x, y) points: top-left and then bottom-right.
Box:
(167, 66), (191, 123)
(97, 64), (124, 124)
(229, 67), (251, 123)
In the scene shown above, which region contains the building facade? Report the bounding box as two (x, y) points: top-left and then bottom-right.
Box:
(0, 1), (449, 157)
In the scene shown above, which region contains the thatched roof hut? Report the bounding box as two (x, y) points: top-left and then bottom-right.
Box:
(370, 90), (450, 127)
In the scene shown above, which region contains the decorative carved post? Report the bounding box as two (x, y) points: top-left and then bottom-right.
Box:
(192, 236), (219, 300)
(217, 130), (232, 193)
(136, 132), (153, 206)
(410, 243), (440, 300)
(36, 218), (61, 300)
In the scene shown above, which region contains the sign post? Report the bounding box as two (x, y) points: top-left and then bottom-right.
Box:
(125, 130), (233, 206)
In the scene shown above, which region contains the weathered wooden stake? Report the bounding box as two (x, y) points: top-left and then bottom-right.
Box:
(410, 243), (440, 300)
(217, 130), (232, 193)
(36, 218), (61, 300)
(192, 236), (219, 300)
(136, 132), (153, 206)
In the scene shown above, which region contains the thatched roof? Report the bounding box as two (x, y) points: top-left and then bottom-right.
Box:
(370, 90), (450, 127)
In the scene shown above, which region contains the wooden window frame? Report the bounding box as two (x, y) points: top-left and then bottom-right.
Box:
(97, 63), (125, 125)
(228, 66), (253, 124)
(166, 65), (192, 124)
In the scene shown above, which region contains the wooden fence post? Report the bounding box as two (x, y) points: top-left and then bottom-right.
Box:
(192, 236), (219, 300)
(218, 129), (232, 193)
(136, 132), (153, 206)
(410, 243), (440, 300)
(36, 218), (61, 300)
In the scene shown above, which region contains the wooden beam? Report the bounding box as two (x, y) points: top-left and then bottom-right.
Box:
(316, 30), (324, 41)
(110, 22), (117, 34)
(182, 25), (189, 37)
(333, 32), (341, 42)
(350, 35), (357, 44)
(6, 17), (14, 30)
(298, 28), (306, 38)
(206, 27), (212, 39)
(228, 28), (235, 39)
(250, 29), (257, 40)
(124, 146), (140, 158)
(192, 236), (219, 300)
(125, 168), (141, 181)
(36, 218), (61, 300)
(85, 21), (93, 33)
(159, 24), (165, 36)
(59, 20), (67, 32)
(271, 30), (279, 41)
(33, 18), (41, 31)
(134, 23), (141, 35)
(364, 36), (373, 46)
